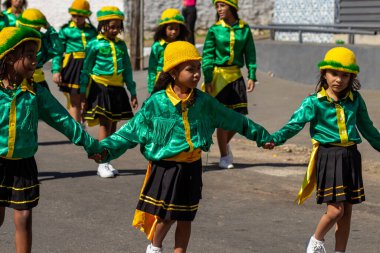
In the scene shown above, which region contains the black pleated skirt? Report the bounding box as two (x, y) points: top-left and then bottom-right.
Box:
(84, 80), (134, 122)
(0, 157), (39, 210)
(215, 77), (248, 115)
(59, 55), (84, 94)
(136, 159), (203, 221)
(316, 144), (365, 204)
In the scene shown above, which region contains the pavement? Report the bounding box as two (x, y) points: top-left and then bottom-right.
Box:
(1, 65), (380, 253)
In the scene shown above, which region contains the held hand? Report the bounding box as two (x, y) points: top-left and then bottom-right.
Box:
(262, 141), (275, 150)
(131, 96), (139, 110)
(205, 83), (213, 94)
(52, 73), (62, 86)
(247, 79), (255, 93)
(89, 148), (108, 163)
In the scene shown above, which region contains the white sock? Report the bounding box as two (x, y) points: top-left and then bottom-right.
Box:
(334, 251), (345, 253)
(151, 244), (162, 250)
(312, 235), (324, 243)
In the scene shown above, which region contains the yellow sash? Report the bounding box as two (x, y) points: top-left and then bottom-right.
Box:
(91, 74), (123, 87)
(201, 65), (242, 97)
(296, 139), (356, 205)
(132, 149), (202, 240)
(62, 52), (86, 68)
(33, 68), (45, 83)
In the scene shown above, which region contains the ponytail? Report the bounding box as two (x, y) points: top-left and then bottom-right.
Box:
(152, 71), (174, 94)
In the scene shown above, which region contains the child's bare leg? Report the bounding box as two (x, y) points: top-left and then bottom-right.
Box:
(69, 93), (82, 122)
(335, 202), (352, 252)
(314, 202), (344, 241)
(152, 219), (175, 248)
(98, 116), (112, 140)
(217, 128), (228, 157)
(0, 207), (5, 227)
(14, 209), (32, 253)
(226, 130), (236, 144)
(174, 221), (191, 253)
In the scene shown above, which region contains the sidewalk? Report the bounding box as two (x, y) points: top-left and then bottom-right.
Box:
(0, 68), (379, 253)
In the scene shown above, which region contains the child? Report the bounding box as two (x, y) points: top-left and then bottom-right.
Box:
(202, 0), (257, 170)
(55, 0), (97, 124)
(0, 26), (99, 253)
(271, 47), (380, 253)
(80, 6), (138, 178)
(2, 0), (27, 26)
(94, 41), (273, 253)
(0, 12), (9, 31)
(17, 8), (64, 91)
(147, 8), (189, 94)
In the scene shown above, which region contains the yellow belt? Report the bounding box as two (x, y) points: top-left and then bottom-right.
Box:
(163, 148), (201, 163)
(201, 65), (242, 97)
(62, 52), (86, 68)
(91, 74), (124, 87)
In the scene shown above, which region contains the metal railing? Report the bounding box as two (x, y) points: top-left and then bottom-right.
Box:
(251, 23), (377, 44)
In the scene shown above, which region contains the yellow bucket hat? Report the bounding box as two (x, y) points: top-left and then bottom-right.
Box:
(159, 8), (185, 26)
(97, 6), (124, 22)
(0, 26), (41, 60)
(318, 47), (360, 74)
(17, 8), (47, 29)
(163, 41), (202, 72)
(213, 0), (239, 10)
(69, 0), (92, 17)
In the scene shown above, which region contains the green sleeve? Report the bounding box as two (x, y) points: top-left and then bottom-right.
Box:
(147, 43), (160, 94)
(37, 86), (100, 155)
(47, 26), (64, 73)
(209, 95), (272, 146)
(80, 41), (97, 94)
(100, 108), (149, 161)
(244, 27), (257, 81)
(272, 96), (315, 145)
(202, 27), (216, 83)
(356, 93), (380, 151)
(122, 42), (137, 97)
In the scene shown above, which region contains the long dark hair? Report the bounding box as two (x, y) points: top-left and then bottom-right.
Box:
(152, 71), (174, 94)
(97, 20), (124, 33)
(153, 23), (189, 42)
(215, 4), (239, 22)
(315, 69), (361, 93)
(2, 0), (27, 10)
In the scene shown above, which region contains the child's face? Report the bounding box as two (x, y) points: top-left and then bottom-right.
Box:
(102, 20), (122, 40)
(324, 69), (351, 94)
(173, 60), (201, 90)
(71, 15), (86, 27)
(11, 0), (24, 8)
(216, 2), (232, 20)
(13, 42), (38, 79)
(165, 23), (180, 42)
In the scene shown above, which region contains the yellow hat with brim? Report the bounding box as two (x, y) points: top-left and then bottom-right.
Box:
(163, 41), (202, 72)
(318, 47), (360, 74)
(159, 8), (185, 26)
(97, 6), (124, 22)
(213, 0), (239, 10)
(17, 8), (47, 29)
(0, 26), (41, 60)
(69, 0), (92, 17)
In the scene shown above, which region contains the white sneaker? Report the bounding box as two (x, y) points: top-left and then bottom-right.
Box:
(146, 244), (163, 253)
(107, 163), (119, 175)
(227, 144), (233, 163)
(97, 163), (114, 178)
(219, 156), (234, 169)
(306, 236), (326, 253)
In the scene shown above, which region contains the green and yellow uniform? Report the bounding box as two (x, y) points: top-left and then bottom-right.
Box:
(147, 39), (167, 94)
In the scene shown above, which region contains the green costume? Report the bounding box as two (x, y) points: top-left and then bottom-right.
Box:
(2, 8), (19, 27)
(272, 87), (380, 150)
(0, 80), (98, 159)
(100, 86), (272, 161)
(147, 39), (167, 94)
(202, 19), (257, 84)
(80, 34), (136, 96)
(0, 13), (9, 30)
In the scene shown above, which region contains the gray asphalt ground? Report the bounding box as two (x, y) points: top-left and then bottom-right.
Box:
(1, 64), (380, 253)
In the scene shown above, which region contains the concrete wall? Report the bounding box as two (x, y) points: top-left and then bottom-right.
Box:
(255, 40), (380, 89)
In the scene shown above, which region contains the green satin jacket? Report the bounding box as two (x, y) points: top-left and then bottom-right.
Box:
(147, 40), (167, 94)
(272, 87), (380, 151)
(0, 13), (9, 30)
(202, 19), (257, 83)
(100, 86), (272, 162)
(80, 34), (136, 96)
(2, 8), (17, 27)
(0, 80), (98, 159)
(38, 26), (64, 73)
